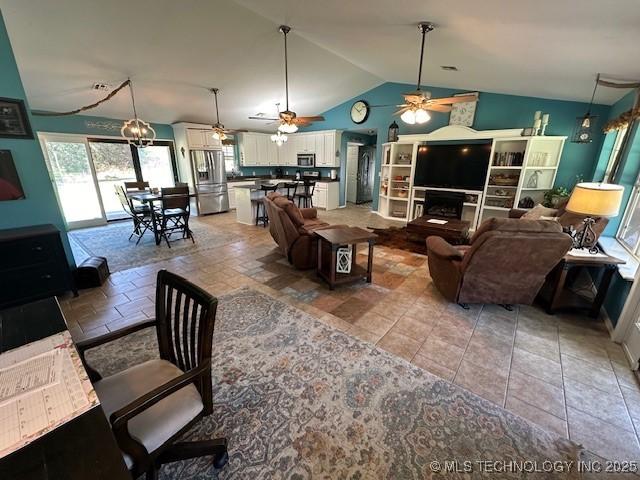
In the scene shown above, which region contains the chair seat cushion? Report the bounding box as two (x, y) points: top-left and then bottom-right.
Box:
(159, 208), (187, 216)
(94, 359), (203, 468)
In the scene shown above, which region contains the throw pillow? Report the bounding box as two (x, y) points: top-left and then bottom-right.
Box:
(522, 204), (559, 220)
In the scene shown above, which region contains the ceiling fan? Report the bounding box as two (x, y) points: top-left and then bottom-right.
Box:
(376, 23), (478, 125)
(210, 88), (247, 141)
(248, 25), (324, 133)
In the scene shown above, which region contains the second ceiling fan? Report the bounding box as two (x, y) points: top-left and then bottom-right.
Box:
(375, 23), (478, 124)
(249, 25), (324, 133)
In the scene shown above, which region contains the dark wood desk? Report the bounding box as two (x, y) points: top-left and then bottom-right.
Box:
(539, 250), (625, 318)
(407, 216), (470, 245)
(316, 227), (377, 290)
(0, 299), (131, 480)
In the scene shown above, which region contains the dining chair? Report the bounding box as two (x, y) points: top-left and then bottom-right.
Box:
(283, 182), (298, 201)
(155, 186), (194, 247)
(115, 185), (153, 245)
(124, 181), (151, 192)
(255, 184), (278, 227)
(175, 182), (189, 188)
(294, 180), (315, 208)
(76, 270), (228, 480)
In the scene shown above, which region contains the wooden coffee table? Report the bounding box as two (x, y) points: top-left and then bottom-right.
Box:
(407, 215), (470, 244)
(316, 227), (377, 290)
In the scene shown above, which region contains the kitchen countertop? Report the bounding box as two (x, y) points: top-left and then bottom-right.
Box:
(227, 175), (339, 183)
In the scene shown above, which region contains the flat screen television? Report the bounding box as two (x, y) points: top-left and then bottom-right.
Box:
(414, 142), (491, 191)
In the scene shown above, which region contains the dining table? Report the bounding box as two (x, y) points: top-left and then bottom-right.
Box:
(127, 190), (196, 246)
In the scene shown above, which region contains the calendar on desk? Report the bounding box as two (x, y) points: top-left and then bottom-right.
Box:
(0, 331), (98, 458)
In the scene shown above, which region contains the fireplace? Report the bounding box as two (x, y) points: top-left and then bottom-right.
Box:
(422, 191), (465, 219)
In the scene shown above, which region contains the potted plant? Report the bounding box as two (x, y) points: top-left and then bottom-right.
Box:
(543, 186), (570, 208)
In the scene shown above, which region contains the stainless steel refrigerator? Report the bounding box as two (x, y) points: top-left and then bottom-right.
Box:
(190, 150), (229, 214)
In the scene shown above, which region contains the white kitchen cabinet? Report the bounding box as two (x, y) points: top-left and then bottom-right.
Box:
(239, 133), (259, 166)
(267, 139), (279, 165)
(255, 135), (270, 166)
(228, 180), (257, 209)
(324, 132), (339, 167)
(310, 181), (339, 210)
(186, 128), (222, 150)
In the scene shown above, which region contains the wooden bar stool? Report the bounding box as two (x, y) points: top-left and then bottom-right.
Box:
(255, 184), (278, 227)
(283, 182), (298, 201)
(295, 180), (315, 208)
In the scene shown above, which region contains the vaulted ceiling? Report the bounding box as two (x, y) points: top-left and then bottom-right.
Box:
(1, 0), (638, 131)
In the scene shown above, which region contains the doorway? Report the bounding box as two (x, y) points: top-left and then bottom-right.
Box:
(345, 140), (376, 206)
(41, 134), (178, 228)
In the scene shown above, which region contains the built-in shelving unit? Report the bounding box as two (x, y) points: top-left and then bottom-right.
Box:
(479, 136), (565, 224)
(375, 126), (566, 231)
(378, 142), (417, 221)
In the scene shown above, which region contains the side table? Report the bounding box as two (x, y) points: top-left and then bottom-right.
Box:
(539, 249), (625, 318)
(316, 227), (377, 290)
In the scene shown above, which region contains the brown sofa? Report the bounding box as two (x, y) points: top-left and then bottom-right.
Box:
(509, 200), (608, 248)
(427, 217), (572, 305)
(263, 192), (343, 269)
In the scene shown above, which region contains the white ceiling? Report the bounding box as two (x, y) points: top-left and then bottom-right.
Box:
(1, 0), (638, 130)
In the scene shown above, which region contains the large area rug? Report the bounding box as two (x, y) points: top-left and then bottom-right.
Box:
(86, 288), (581, 479)
(70, 220), (240, 272)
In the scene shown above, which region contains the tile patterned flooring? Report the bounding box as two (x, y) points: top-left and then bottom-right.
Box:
(63, 206), (640, 463)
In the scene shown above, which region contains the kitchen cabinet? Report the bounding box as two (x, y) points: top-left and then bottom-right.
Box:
(228, 180), (257, 209)
(240, 133), (279, 166)
(239, 133), (259, 166)
(310, 181), (339, 210)
(186, 128), (222, 150)
(240, 130), (339, 168)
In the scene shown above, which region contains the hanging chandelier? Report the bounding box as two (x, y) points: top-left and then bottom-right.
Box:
(271, 130), (288, 146)
(121, 78), (156, 148)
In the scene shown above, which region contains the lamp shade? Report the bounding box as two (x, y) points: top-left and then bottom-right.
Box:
(565, 182), (624, 217)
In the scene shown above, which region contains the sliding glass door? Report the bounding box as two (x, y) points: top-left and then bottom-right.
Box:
(42, 136), (106, 229)
(42, 135), (178, 229)
(88, 140), (137, 220)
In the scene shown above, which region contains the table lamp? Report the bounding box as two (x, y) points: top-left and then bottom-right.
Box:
(565, 182), (624, 252)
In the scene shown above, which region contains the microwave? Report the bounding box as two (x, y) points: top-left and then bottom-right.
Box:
(297, 153), (315, 167)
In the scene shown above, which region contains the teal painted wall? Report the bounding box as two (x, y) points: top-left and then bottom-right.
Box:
(32, 113), (174, 140)
(0, 11), (73, 264)
(302, 82), (610, 210)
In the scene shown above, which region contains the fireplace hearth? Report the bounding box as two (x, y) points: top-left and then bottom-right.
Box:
(422, 191), (465, 219)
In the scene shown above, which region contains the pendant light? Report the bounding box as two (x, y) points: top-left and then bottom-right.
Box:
(572, 74), (600, 144)
(401, 23), (434, 125)
(121, 78), (156, 148)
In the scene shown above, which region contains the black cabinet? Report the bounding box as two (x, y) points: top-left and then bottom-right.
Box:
(0, 224), (76, 308)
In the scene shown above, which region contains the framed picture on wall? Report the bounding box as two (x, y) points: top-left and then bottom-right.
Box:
(0, 97), (33, 139)
(0, 150), (25, 201)
(448, 92), (479, 127)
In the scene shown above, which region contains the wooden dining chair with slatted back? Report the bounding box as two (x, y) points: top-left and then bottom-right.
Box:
(76, 270), (228, 479)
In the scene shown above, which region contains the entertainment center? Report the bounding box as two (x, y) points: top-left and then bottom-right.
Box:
(377, 126), (566, 230)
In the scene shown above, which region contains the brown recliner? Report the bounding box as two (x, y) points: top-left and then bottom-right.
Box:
(427, 218), (572, 305)
(263, 193), (343, 269)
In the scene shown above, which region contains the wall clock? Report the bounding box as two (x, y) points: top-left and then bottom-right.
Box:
(350, 100), (370, 124)
(449, 92), (479, 127)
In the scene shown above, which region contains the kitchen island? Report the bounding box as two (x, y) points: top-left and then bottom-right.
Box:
(234, 179), (339, 225)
